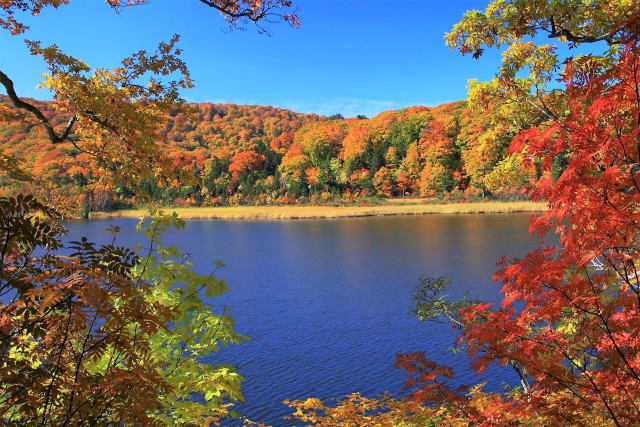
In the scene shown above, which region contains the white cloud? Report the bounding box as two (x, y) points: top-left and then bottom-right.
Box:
(277, 97), (433, 118)
(184, 96), (450, 118)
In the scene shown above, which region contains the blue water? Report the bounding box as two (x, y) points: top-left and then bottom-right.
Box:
(64, 213), (542, 425)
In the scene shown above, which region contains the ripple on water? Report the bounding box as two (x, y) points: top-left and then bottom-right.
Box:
(64, 214), (542, 425)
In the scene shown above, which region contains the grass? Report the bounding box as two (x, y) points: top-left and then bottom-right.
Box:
(92, 200), (547, 220)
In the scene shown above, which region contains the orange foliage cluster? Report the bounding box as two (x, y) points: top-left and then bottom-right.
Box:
(1, 96), (535, 212)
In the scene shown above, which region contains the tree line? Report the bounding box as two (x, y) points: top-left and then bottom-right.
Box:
(1, 96), (538, 215)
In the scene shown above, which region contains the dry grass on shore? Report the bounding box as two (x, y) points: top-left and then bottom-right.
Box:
(92, 200), (547, 220)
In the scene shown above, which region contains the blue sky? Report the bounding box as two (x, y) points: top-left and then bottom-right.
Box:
(1, 0), (504, 117)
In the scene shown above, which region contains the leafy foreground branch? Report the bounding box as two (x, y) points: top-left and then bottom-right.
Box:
(0, 195), (244, 425)
(289, 8), (640, 427)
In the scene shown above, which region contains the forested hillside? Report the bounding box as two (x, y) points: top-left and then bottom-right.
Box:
(0, 95), (536, 213)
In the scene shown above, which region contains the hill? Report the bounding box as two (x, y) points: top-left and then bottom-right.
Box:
(0, 96), (535, 213)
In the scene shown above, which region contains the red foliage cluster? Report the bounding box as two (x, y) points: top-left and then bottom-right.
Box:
(401, 20), (640, 425)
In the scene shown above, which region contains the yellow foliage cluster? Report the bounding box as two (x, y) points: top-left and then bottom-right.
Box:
(286, 389), (615, 427)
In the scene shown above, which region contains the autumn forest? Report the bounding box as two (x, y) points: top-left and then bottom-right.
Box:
(2, 0), (640, 426)
(1, 96), (534, 215)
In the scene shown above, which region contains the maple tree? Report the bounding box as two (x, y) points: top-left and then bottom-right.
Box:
(459, 25), (640, 423)
(388, 4), (640, 426)
(287, 360), (608, 425)
(228, 150), (266, 182)
(446, 0), (637, 116)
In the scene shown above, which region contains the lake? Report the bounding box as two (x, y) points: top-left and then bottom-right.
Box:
(65, 213), (543, 425)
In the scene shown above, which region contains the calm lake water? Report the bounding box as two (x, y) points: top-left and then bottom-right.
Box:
(65, 213), (543, 425)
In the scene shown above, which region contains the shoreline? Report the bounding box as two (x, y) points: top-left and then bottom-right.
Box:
(90, 200), (547, 220)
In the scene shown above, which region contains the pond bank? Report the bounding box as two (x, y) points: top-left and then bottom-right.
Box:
(91, 200), (547, 220)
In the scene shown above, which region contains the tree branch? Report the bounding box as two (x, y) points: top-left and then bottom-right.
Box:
(548, 16), (616, 45)
(198, 0), (259, 20)
(0, 70), (76, 144)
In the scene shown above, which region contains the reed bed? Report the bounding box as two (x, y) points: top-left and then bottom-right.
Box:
(92, 200), (547, 220)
